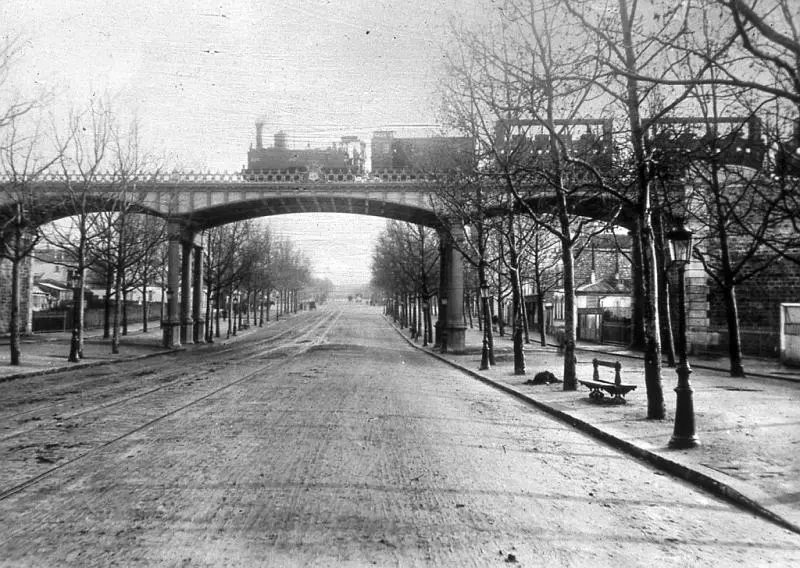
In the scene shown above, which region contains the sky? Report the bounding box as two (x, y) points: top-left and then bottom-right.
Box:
(3, 0), (487, 287)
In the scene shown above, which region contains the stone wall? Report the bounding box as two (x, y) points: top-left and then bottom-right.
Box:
(706, 254), (800, 357)
(0, 256), (32, 334)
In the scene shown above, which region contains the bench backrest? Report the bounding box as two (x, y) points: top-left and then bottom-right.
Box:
(592, 358), (622, 385)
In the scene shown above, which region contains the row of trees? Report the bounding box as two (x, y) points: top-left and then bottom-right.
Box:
(203, 220), (318, 341)
(0, 39), (318, 365)
(371, 221), (441, 345)
(377, 0), (800, 421)
(370, 214), (606, 370)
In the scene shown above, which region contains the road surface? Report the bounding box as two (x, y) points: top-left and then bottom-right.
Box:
(1, 304), (798, 566)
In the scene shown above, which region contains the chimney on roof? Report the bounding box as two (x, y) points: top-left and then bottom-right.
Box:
(275, 131), (288, 149)
(255, 122), (264, 150)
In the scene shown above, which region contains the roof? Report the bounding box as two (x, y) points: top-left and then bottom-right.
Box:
(37, 281), (69, 293)
(576, 277), (631, 295)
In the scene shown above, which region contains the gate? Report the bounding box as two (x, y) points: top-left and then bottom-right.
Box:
(780, 303), (800, 366)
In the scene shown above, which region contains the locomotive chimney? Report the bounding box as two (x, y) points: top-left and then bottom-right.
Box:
(255, 122), (264, 150)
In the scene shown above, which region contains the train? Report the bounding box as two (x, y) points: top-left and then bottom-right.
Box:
(244, 123), (473, 174)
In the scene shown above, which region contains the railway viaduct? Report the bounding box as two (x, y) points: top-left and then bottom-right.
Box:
(1, 165), (647, 352)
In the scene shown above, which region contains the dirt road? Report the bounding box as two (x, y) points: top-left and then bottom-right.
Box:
(1, 304), (797, 566)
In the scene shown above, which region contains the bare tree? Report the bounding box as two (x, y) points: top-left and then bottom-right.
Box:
(1, 117), (66, 364)
(44, 101), (115, 361)
(371, 221), (439, 335)
(204, 220), (256, 338)
(711, 0), (799, 107)
(0, 37), (62, 365)
(561, 0), (725, 417)
(524, 226), (562, 347)
(439, 0), (606, 384)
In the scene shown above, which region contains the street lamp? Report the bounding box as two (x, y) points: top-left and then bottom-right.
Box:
(67, 271), (81, 362)
(480, 284), (491, 370)
(232, 292), (239, 336)
(422, 299), (429, 346)
(440, 295), (448, 354)
(207, 299), (215, 343)
(667, 226), (699, 449)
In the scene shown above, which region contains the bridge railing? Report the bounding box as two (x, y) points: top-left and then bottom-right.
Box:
(646, 116), (767, 176)
(1, 168), (447, 186)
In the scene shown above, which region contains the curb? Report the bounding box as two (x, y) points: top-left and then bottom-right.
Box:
(386, 318), (800, 537)
(0, 348), (180, 385)
(0, 319), (272, 384)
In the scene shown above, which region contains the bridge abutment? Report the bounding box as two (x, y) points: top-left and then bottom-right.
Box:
(180, 239), (195, 345)
(438, 225), (467, 354)
(192, 243), (206, 344)
(163, 223), (207, 349)
(163, 222), (182, 349)
(435, 231), (447, 349)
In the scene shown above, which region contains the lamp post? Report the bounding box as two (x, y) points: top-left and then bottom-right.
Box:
(232, 292), (239, 336)
(667, 227), (699, 449)
(440, 295), (448, 353)
(422, 299), (429, 346)
(67, 271), (81, 362)
(207, 298), (215, 343)
(480, 284), (491, 370)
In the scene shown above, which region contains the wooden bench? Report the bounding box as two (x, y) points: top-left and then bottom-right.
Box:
(578, 358), (637, 404)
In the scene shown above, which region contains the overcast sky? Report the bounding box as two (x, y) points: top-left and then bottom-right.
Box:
(4, 0), (485, 287)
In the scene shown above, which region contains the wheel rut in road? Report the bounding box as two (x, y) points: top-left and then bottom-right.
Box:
(0, 309), (341, 501)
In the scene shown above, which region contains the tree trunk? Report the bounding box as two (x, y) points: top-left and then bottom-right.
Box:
(214, 289), (221, 337)
(497, 236), (505, 337)
(629, 227), (647, 350)
(112, 264), (122, 354)
(142, 283), (149, 334)
(205, 284), (213, 343)
(103, 270), (113, 339)
(478, 263), (496, 366)
(9, 226), (22, 366)
(640, 219), (666, 418)
(713, 173), (747, 377)
(76, 264), (86, 359)
(561, 234), (578, 391)
(654, 215), (676, 367)
(521, 294), (530, 344)
(122, 286), (128, 336)
(619, 0), (665, 419)
(507, 212), (526, 375)
(537, 293), (547, 347)
(722, 283), (745, 377)
(227, 289), (233, 338)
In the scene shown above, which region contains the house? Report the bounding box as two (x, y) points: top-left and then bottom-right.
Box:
(543, 231), (633, 344)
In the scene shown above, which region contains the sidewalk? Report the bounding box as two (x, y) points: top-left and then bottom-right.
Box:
(0, 326), (179, 382)
(393, 321), (800, 536)
(0, 321), (268, 382)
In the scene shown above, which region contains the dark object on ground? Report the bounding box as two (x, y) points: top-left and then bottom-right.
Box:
(578, 358), (637, 404)
(526, 371), (561, 385)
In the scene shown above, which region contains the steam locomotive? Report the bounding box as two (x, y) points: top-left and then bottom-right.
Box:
(244, 123), (473, 174)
